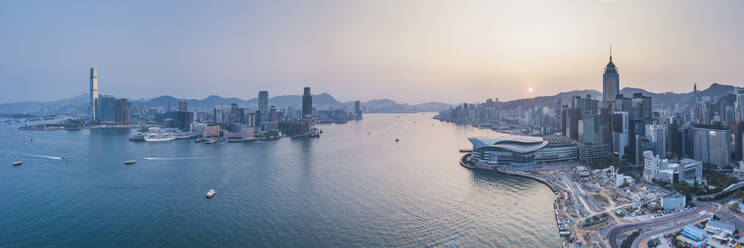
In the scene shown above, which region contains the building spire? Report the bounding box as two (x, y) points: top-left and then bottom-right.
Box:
(609, 43), (613, 62)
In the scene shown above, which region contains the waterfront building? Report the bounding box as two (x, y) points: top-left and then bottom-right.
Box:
(467, 134), (578, 166)
(602, 49), (619, 104)
(98, 95), (117, 123)
(355, 100), (362, 119)
(89, 67), (99, 121)
(259, 91), (269, 122)
(302, 87), (312, 119)
(115, 98), (131, 125)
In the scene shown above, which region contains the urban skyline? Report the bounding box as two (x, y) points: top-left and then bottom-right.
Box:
(4, 1), (744, 248)
(2, 1), (744, 104)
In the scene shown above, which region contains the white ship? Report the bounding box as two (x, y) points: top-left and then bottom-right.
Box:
(144, 133), (176, 142)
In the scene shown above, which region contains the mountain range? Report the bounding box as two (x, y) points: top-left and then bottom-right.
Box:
(498, 83), (741, 108)
(0, 92), (452, 114)
(1, 83), (740, 114)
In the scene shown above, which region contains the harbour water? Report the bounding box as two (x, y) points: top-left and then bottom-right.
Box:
(0, 113), (561, 247)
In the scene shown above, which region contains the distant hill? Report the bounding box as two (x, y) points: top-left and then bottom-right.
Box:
(499, 83), (742, 108)
(0, 92), (450, 114)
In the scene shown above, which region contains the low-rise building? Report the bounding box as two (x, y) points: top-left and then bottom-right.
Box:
(467, 135), (578, 166)
(661, 196), (686, 210)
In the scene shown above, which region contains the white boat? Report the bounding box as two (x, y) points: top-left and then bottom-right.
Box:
(206, 189), (216, 199)
(124, 160), (136, 165)
(12, 161), (22, 166)
(144, 133), (176, 142)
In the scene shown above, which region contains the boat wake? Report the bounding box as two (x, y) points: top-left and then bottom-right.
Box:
(143, 156), (208, 161)
(6, 151), (63, 160)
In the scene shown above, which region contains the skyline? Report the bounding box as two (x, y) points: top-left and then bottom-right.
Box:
(2, 0), (744, 104)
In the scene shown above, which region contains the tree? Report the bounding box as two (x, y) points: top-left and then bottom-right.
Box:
(730, 202), (740, 211)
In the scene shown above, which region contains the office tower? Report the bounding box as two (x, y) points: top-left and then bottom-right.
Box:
(355, 100), (362, 119)
(612, 111), (630, 159)
(179, 100), (188, 112)
(302, 87), (312, 118)
(269, 106), (277, 122)
(214, 106), (223, 124)
(692, 126), (731, 167)
(259, 91), (269, 122)
(736, 89), (744, 122)
(115, 98), (131, 125)
(602, 48), (619, 104)
(89, 67), (99, 121)
(734, 122), (743, 162)
(98, 95), (117, 123)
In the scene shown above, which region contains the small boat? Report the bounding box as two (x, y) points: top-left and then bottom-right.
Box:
(12, 161), (22, 166)
(124, 160), (136, 165)
(61, 155), (71, 161)
(206, 189), (216, 199)
(395, 138), (399, 142)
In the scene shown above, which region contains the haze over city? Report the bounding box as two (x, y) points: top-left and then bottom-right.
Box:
(2, 0), (743, 104)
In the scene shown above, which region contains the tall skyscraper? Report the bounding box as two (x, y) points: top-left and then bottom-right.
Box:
(602, 47), (619, 104)
(89, 67), (99, 121)
(736, 89), (744, 122)
(179, 100), (188, 112)
(258, 91), (269, 122)
(302, 87), (312, 118)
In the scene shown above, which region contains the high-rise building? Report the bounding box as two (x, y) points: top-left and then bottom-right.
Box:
(115, 98), (131, 125)
(302, 87), (312, 118)
(736, 89), (744, 122)
(179, 100), (188, 112)
(98, 95), (117, 123)
(354, 100), (362, 119)
(602, 49), (619, 104)
(89, 67), (99, 121)
(259, 91), (269, 122)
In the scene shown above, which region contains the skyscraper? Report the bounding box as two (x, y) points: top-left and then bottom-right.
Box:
(302, 87), (312, 118)
(602, 47), (619, 104)
(179, 100), (188, 112)
(89, 67), (99, 121)
(259, 91), (269, 122)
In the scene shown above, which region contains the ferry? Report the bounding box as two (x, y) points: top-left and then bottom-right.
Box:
(205, 189), (216, 199)
(144, 133), (176, 142)
(12, 161), (22, 166)
(124, 160), (136, 165)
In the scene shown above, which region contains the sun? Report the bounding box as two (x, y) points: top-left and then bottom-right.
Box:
(528, 88), (533, 93)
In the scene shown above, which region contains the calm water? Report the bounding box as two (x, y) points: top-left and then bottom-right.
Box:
(0, 113), (560, 247)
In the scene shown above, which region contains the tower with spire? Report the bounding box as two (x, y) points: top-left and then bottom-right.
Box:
(602, 44), (619, 104)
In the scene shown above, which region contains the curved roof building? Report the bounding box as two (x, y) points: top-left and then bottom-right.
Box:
(467, 135), (577, 166)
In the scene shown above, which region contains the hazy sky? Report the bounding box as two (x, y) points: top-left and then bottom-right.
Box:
(1, 0), (743, 104)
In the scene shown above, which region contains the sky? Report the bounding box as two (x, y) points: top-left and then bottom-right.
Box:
(1, 0), (743, 104)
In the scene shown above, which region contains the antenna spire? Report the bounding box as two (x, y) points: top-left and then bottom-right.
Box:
(609, 43), (613, 61)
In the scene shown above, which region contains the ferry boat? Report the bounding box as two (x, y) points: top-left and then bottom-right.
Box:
(206, 189), (216, 199)
(144, 133), (176, 142)
(124, 160), (136, 165)
(12, 161), (22, 166)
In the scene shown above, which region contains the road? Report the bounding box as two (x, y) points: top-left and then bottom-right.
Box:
(605, 206), (709, 248)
